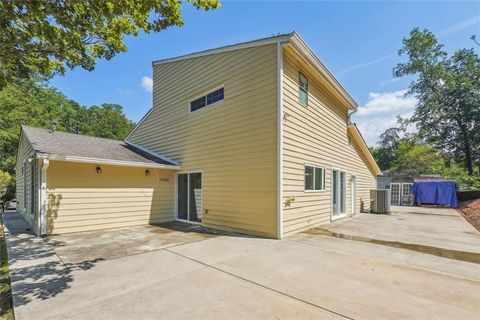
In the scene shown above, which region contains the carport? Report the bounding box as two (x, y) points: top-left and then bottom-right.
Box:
(16, 125), (180, 236)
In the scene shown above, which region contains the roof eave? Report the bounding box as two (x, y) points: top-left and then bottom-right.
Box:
(347, 124), (381, 176)
(152, 33), (294, 66)
(124, 141), (181, 166)
(288, 32), (358, 110)
(36, 153), (181, 170)
(150, 32), (357, 110)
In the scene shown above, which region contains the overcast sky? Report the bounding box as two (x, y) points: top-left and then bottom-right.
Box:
(50, 1), (480, 146)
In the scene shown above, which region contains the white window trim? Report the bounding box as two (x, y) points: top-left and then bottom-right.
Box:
(299, 72), (308, 106)
(188, 85), (225, 113)
(304, 163), (326, 192)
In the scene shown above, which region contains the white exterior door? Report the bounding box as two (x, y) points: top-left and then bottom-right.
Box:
(332, 169), (347, 220)
(351, 176), (357, 215)
(401, 183), (413, 206)
(391, 183), (401, 205)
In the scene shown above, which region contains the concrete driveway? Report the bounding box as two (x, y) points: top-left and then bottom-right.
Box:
(3, 206), (480, 320)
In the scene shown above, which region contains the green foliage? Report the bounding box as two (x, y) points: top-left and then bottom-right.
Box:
(393, 28), (480, 175)
(82, 104), (135, 140)
(391, 143), (444, 177)
(0, 0), (221, 87)
(0, 81), (135, 181)
(443, 163), (480, 190)
(0, 171), (13, 204)
(371, 124), (480, 190)
(370, 127), (403, 171)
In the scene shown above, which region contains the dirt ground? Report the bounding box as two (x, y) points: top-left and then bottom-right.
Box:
(458, 199), (480, 231)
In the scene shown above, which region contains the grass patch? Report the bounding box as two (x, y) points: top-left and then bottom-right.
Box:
(0, 214), (14, 320)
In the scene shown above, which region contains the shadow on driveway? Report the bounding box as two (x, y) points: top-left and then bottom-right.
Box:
(2, 212), (102, 308)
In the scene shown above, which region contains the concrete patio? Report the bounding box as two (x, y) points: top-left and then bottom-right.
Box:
(3, 206), (480, 319)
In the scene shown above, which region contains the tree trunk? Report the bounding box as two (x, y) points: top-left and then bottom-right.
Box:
(464, 142), (473, 175)
(455, 108), (474, 176)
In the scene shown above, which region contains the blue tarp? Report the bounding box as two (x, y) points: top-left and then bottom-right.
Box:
(411, 181), (458, 208)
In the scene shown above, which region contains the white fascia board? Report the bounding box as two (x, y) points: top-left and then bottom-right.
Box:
(124, 141), (181, 166)
(289, 33), (358, 109)
(36, 153), (181, 170)
(152, 33), (294, 66)
(347, 124), (381, 176)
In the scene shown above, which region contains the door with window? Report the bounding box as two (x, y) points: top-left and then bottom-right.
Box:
(332, 169), (347, 220)
(351, 175), (357, 215)
(390, 183), (401, 205)
(401, 183), (413, 206)
(177, 172), (202, 222)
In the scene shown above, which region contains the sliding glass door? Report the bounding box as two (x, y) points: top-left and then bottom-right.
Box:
(332, 169), (347, 219)
(177, 172), (202, 222)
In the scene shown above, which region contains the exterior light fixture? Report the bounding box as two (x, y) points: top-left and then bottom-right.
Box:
(96, 166), (102, 174)
(145, 169), (151, 176)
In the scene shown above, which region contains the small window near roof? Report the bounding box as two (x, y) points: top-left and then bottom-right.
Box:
(190, 87), (224, 112)
(299, 72), (308, 106)
(190, 96), (206, 112)
(207, 87), (224, 105)
(305, 165), (325, 191)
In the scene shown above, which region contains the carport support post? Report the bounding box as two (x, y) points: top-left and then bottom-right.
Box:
(38, 158), (49, 236)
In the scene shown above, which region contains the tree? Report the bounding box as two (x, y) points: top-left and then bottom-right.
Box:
(0, 81), (135, 176)
(370, 127), (403, 171)
(0, 0), (221, 88)
(393, 28), (480, 175)
(82, 104), (135, 139)
(0, 170), (13, 209)
(390, 143), (444, 177)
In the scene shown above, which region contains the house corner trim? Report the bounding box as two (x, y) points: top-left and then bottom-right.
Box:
(39, 158), (49, 236)
(277, 42), (284, 239)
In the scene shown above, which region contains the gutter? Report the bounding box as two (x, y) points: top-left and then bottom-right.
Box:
(35, 153), (181, 170)
(347, 108), (358, 124)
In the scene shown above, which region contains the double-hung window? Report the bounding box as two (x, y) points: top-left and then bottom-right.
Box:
(299, 72), (308, 106)
(305, 165), (325, 191)
(190, 87), (224, 112)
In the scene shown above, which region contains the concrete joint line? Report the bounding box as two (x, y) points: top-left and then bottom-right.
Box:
(164, 248), (354, 320)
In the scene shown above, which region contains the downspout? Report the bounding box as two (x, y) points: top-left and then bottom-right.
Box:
(39, 158), (49, 236)
(347, 108), (357, 124)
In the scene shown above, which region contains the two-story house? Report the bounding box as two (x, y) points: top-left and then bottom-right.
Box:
(16, 32), (380, 238)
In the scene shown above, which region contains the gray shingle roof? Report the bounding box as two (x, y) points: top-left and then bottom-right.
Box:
(21, 125), (177, 167)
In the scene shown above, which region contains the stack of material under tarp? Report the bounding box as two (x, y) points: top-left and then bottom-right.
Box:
(412, 181), (458, 208)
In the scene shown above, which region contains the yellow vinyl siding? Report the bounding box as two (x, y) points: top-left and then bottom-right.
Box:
(15, 131), (36, 227)
(282, 46), (376, 237)
(128, 44), (279, 238)
(46, 161), (175, 234)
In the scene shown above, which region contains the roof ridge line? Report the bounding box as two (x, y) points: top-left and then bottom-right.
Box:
(21, 125), (128, 144)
